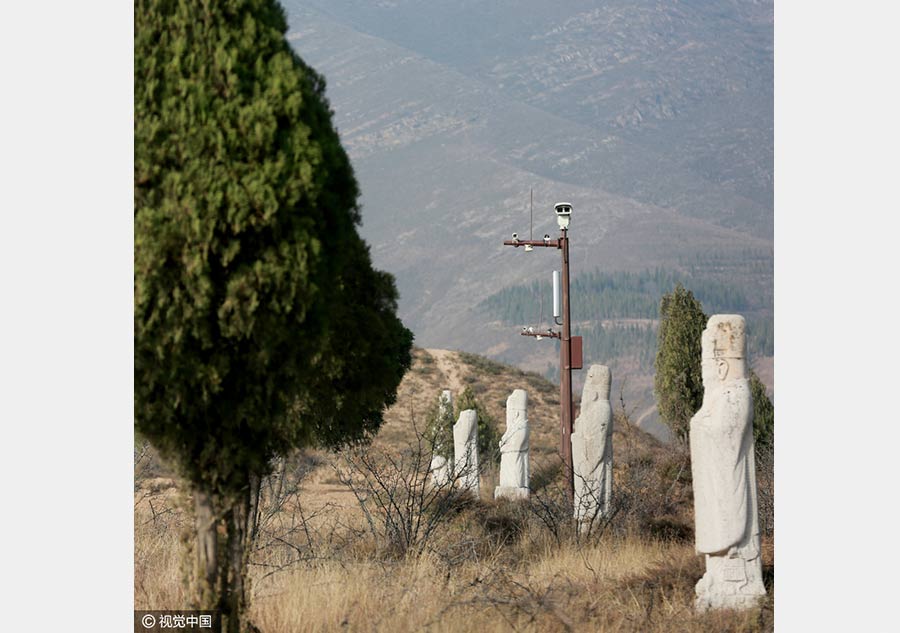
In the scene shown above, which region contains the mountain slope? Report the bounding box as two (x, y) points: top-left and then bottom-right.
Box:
(282, 1), (773, 418)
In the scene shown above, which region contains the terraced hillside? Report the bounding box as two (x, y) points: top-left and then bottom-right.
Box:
(281, 1), (774, 422)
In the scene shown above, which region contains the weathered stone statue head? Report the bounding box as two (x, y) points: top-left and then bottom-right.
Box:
(582, 364), (612, 406)
(507, 388), (527, 414)
(501, 389), (529, 454)
(701, 314), (748, 385)
(439, 389), (453, 415)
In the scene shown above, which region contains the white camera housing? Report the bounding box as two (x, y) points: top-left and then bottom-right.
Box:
(554, 202), (572, 230)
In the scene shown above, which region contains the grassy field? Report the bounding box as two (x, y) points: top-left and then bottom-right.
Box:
(134, 348), (774, 632)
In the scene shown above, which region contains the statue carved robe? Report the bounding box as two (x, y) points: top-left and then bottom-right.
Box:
(690, 315), (766, 611)
(453, 409), (479, 496)
(572, 365), (613, 526)
(495, 389), (530, 500)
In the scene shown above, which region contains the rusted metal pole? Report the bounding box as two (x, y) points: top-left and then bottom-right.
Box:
(503, 232), (575, 505)
(559, 228), (574, 504)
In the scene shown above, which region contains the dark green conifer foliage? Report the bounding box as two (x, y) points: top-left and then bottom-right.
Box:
(424, 392), (455, 461)
(135, 0), (411, 627)
(653, 284), (708, 444)
(424, 387), (501, 465)
(654, 284), (775, 449)
(749, 371), (774, 449)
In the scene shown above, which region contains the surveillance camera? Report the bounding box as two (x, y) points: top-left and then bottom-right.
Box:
(554, 202), (572, 229)
(522, 326), (528, 333)
(543, 234), (551, 242)
(512, 232), (518, 240)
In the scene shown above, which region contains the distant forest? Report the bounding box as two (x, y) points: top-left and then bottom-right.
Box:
(480, 264), (773, 372)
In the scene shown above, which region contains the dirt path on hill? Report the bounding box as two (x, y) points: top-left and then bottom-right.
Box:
(427, 348), (466, 395)
(635, 404), (656, 428)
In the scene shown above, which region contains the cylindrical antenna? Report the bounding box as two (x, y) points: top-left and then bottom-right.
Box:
(553, 270), (561, 318)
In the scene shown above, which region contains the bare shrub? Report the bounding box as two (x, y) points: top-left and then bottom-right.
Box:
(526, 458), (576, 547)
(334, 415), (477, 559)
(610, 406), (695, 543)
(529, 459), (563, 494)
(426, 564), (580, 632)
(248, 452), (340, 586)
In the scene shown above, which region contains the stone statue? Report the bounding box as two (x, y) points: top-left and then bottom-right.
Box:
(690, 314), (766, 611)
(430, 390), (453, 487)
(571, 364), (613, 525)
(495, 389), (530, 500)
(453, 409), (479, 496)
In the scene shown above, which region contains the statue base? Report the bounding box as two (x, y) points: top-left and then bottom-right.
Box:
(694, 553), (766, 612)
(494, 486), (529, 500)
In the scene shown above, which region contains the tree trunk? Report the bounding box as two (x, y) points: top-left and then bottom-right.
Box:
(222, 474), (261, 633)
(247, 472), (261, 546)
(192, 476), (261, 632)
(192, 488), (219, 609)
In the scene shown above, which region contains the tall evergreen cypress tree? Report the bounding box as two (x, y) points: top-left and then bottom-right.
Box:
(135, 1), (412, 629)
(654, 285), (774, 447)
(653, 284), (708, 444)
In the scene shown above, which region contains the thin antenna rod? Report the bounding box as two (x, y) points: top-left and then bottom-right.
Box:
(530, 188), (533, 242)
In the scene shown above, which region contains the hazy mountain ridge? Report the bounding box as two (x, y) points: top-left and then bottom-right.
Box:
(282, 1), (773, 417)
(288, 0), (772, 231)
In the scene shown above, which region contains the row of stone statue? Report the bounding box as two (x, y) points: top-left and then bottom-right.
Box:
(429, 314), (766, 611)
(426, 370), (614, 516)
(427, 387), (539, 501)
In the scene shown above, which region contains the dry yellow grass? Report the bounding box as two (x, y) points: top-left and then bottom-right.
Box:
(136, 497), (771, 633)
(135, 348), (773, 632)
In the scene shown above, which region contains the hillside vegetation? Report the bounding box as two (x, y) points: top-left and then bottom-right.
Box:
(135, 348), (773, 632)
(480, 264), (773, 377)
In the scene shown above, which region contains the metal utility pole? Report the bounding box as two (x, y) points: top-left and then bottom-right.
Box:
(503, 202), (581, 504)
